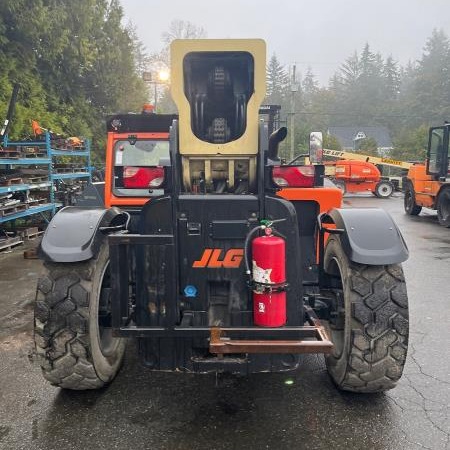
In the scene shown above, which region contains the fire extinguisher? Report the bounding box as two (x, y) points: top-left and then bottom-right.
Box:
(244, 222), (287, 327)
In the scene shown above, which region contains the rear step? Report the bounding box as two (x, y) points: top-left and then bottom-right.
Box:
(209, 307), (333, 355)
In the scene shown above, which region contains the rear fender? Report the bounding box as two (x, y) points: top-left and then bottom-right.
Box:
(320, 208), (408, 265)
(39, 206), (128, 262)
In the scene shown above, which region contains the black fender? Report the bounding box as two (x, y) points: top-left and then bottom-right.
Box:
(39, 206), (128, 263)
(320, 208), (408, 265)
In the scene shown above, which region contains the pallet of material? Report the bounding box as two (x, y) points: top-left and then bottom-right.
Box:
(0, 236), (23, 252)
(19, 146), (41, 154)
(26, 198), (47, 206)
(53, 138), (86, 151)
(22, 176), (48, 184)
(0, 149), (20, 159)
(0, 177), (24, 186)
(54, 167), (87, 174)
(22, 152), (47, 158)
(17, 168), (48, 176)
(20, 227), (44, 240)
(0, 203), (28, 217)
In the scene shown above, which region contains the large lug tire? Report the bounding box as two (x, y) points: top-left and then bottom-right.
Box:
(323, 236), (409, 393)
(437, 188), (450, 227)
(404, 183), (422, 215)
(34, 242), (126, 390)
(374, 180), (394, 198)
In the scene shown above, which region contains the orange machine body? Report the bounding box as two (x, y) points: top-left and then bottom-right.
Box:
(329, 159), (381, 193)
(406, 163), (444, 208)
(104, 131), (170, 208)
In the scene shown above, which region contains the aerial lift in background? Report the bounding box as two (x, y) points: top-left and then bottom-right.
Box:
(322, 149), (413, 197)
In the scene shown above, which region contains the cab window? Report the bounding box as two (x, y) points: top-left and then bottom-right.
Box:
(113, 139), (169, 196)
(428, 128), (444, 175)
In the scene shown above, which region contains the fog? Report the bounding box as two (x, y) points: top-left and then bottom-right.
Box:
(120, 0), (450, 85)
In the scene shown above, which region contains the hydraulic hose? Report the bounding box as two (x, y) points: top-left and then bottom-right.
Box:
(244, 225), (264, 275)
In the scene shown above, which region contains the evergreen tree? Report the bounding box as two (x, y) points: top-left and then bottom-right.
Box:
(383, 56), (401, 99)
(357, 137), (378, 156)
(339, 52), (361, 88)
(391, 125), (428, 161)
(266, 53), (289, 107)
(411, 29), (450, 123)
(0, 0), (148, 161)
(302, 67), (318, 107)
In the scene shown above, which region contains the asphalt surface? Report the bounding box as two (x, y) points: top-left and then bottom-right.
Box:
(0, 194), (449, 450)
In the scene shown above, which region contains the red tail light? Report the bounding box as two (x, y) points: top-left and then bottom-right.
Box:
(272, 165), (315, 188)
(123, 166), (164, 188)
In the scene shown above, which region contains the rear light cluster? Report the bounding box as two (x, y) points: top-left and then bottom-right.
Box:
(123, 166), (164, 188)
(272, 165), (315, 188)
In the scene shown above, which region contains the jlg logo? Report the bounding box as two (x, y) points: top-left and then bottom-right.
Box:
(192, 249), (244, 269)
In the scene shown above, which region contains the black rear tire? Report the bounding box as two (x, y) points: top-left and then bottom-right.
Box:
(437, 188), (450, 227)
(323, 236), (409, 393)
(404, 183), (422, 215)
(34, 243), (126, 390)
(374, 180), (394, 198)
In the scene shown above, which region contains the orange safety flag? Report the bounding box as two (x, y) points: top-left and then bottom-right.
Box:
(31, 120), (43, 136)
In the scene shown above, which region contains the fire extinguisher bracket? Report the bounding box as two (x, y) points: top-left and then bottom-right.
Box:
(249, 280), (289, 294)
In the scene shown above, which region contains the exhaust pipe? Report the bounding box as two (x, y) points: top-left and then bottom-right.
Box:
(268, 127), (287, 160)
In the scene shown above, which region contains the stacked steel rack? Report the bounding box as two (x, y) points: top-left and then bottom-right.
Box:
(0, 132), (91, 250)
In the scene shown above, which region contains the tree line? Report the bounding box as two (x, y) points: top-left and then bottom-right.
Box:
(0, 0), (147, 163)
(1, 1), (448, 164)
(265, 29), (450, 161)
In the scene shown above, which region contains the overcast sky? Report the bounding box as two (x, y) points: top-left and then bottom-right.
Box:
(120, 0), (450, 85)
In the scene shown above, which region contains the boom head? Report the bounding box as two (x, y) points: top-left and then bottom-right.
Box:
(170, 39), (266, 192)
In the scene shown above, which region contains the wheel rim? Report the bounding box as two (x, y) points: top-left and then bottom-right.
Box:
(327, 257), (346, 359)
(404, 190), (413, 212)
(378, 183), (393, 197)
(97, 261), (115, 356)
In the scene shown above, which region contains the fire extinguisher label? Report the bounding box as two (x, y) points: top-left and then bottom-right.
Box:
(258, 302), (265, 313)
(252, 261), (273, 283)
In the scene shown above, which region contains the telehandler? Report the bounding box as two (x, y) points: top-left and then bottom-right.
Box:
(35, 39), (409, 393)
(404, 124), (450, 227)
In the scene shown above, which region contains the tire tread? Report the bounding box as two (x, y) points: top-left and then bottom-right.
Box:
(34, 260), (107, 390)
(325, 237), (409, 393)
(342, 261), (408, 392)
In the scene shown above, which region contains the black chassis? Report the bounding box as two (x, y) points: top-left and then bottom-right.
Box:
(39, 121), (409, 374)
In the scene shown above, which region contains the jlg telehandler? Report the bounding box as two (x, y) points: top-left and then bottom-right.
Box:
(35, 39), (409, 393)
(404, 124), (450, 227)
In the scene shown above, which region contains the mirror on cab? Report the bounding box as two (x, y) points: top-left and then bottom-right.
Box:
(309, 132), (323, 164)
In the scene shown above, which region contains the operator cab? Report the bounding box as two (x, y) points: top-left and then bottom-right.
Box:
(427, 125), (450, 180)
(113, 138), (169, 196)
(104, 112), (176, 207)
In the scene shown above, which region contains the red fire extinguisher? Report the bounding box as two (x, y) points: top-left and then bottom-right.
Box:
(252, 229), (286, 327)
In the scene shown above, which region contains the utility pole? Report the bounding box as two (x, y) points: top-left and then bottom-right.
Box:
(142, 69), (170, 111)
(290, 64), (299, 162)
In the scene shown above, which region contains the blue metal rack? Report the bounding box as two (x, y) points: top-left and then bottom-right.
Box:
(0, 132), (92, 225)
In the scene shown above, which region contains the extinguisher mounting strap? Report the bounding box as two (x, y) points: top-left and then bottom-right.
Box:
(249, 280), (289, 293)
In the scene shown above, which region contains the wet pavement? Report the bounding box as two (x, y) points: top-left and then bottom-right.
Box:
(0, 195), (449, 450)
